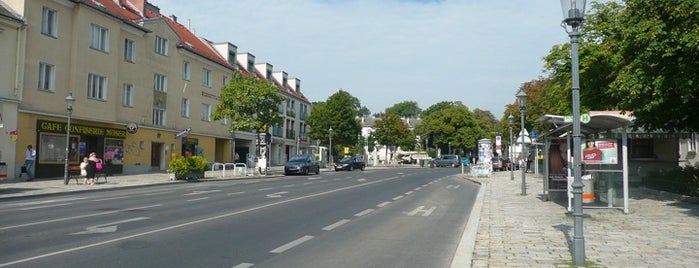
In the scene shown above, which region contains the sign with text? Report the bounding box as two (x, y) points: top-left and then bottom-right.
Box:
(582, 140), (617, 165)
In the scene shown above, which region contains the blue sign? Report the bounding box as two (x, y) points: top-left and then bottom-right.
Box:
(531, 129), (537, 139)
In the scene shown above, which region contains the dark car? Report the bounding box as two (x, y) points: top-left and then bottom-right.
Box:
(334, 156), (366, 171)
(284, 154), (320, 175)
(433, 154), (461, 167)
(491, 157), (505, 171)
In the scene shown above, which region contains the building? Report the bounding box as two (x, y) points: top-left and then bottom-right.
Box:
(3, 0), (312, 179)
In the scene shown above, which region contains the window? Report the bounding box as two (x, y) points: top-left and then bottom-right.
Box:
(122, 83), (134, 107)
(182, 61), (191, 80)
(152, 109), (166, 126)
(630, 139), (654, 158)
(222, 75), (228, 86)
(41, 7), (58, 37)
(90, 24), (109, 52)
(124, 39), (135, 62)
(202, 68), (212, 87)
(181, 98), (190, 117)
(690, 133), (697, 152)
(87, 73), (107, 100)
(153, 73), (167, 92)
(38, 62), (56, 92)
(155, 36), (168, 56)
(220, 116), (228, 125)
(200, 103), (211, 121)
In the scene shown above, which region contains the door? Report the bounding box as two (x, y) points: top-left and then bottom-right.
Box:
(151, 142), (163, 171)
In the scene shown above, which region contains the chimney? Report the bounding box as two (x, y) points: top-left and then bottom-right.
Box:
(130, 0), (146, 14)
(170, 14), (177, 22)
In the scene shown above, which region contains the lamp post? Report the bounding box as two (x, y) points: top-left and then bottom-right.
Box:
(63, 92), (75, 185)
(328, 127), (333, 170)
(448, 142), (451, 155)
(508, 114), (514, 181)
(516, 88), (527, 195)
(560, 0), (587, 265)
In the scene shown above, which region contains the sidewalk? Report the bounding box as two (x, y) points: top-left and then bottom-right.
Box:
(468, 171), (699, 268)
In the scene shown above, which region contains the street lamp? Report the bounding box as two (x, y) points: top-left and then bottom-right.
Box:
(328, 127), (333, 170)
(516, 88), (527, 195)
(63, 92), (75, 185)
(508, 114), (514, 181)
(448, 142), (451, 155)
(560, 0), (587, 265)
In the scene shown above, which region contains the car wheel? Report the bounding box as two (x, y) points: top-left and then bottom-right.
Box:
(303, 167), (308, 175)
(349, 166), (354, 171)
(315, 167), (320, 174)
(360, 165), (365, 171)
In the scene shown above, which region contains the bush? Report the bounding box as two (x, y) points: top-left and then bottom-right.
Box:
(168, 156), (208, 179)
(645, 166), (699, 197)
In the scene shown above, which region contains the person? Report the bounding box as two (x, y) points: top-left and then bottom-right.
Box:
(104, 149), (115, 176)
(583, 140), (603, 163)
(80, 157), (89, 185)
(235, 152), (240, 163)
(86, 152), (99, 185)
(24, 145), (36, 181)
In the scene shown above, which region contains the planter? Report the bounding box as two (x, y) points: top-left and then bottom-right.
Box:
(178, 171), (205, 180)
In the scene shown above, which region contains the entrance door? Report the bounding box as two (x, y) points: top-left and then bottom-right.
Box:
(151, 143), (163, 171)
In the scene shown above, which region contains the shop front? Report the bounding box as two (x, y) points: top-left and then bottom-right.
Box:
(34, 120), (126, 178)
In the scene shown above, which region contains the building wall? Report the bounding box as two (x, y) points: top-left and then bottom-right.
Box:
(0, 5), (24, 179)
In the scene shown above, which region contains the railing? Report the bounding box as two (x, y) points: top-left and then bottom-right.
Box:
(208, 162), (249, 177)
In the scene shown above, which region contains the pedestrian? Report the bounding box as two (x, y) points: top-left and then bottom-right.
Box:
(104, 149), (115, 176)
(86, 152), (99, 185)
(24, 145), (36, 181)
(80, 157), (89, 185)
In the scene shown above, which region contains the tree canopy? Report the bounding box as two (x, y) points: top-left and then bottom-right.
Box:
(385, 101), (422, 118)
(306, 90), (363, 155)
(371, 111), (413, 152)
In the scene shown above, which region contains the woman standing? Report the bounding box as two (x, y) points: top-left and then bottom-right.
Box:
(86, 152), (99, 185)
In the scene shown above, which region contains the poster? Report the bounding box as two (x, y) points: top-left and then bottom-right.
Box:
(582, 140), (617, 164)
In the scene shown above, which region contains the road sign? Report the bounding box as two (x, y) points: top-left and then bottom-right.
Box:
(564, 113), (591, 124)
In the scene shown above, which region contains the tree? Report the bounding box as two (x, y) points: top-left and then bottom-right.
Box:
(306, 90), (363, 155)
(371, 111), (413, 161)
(385, 101), (422, 118)
(212, 71), (285, 133)
(416, 103), (493, 156)
(420, 101), (461, 118)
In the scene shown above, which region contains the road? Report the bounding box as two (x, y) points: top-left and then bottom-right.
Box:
(0, 167), (478, 268)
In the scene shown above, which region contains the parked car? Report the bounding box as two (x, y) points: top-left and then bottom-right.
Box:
(433, 154), (461, 167)
(491, 157), (505, 171)
(335, 156), (366, 171)
(284, 154), (320, 175)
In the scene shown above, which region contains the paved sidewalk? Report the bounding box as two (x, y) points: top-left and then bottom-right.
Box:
(468, 171), (699, 268)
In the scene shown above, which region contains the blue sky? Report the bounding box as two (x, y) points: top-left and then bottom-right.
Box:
(162, 0), (570, 118)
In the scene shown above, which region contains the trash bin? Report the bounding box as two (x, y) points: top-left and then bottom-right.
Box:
(582, 174), (594, 203)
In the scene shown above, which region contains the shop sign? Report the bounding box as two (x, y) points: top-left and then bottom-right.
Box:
(37, 120), (127, 138)
(175, 128), (192, 138)
(126, 122), (138, 134)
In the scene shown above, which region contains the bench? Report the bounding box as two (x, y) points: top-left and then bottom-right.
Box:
(68, 165), (108, 185)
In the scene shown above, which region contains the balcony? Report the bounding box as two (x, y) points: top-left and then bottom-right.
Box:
(286, 129), (296, 139)
(272, 126), (283, 137)
(286, 109), (296, 118)
(300, 112), (308, 120)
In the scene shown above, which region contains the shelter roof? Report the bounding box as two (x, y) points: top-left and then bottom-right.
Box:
(536, 111), (634, 139)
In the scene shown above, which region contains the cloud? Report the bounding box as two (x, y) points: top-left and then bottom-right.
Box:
(162, 0), (568, 118)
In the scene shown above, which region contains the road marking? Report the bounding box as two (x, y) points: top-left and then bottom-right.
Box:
(404, 191), (414, 195)
(19, 203), (72, 211)
(357, 178), (366, 182)
(186, 197), (209, 202)
(446, 185), (461, 189)
(70, 217), (150, 235)
(144, 191), (173, 196)
(392, 195), (404, 201)
(184, 190), (222, 196)
(227, 191), (246, 196)
(414, 187), (422, 191)
(258, 188), (274, 191)
(406, 206), (436, 217)
(322, 219), (350, 231)
(377, 201), (391, 208)
(283, 184), (296, 188)
(232, 263), (254, 268)
(354, 209), (374, 217)
(0, 205), (162, 230)
(0, 176), (401, 267)
(92, 196), (131, 202)
(266, 191), (288, 198)
(270, 235), (314, 254)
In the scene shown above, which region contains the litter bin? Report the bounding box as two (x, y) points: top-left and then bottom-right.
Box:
(582, 174), (594, 203)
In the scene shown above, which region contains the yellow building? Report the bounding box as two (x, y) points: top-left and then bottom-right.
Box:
(0, 1), (25, 179)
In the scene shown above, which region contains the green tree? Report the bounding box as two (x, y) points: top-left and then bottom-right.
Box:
(212, 71), (285, 133)
(420, 101), (461, 118)
(371, 111), (413, 160)
(306, 90), (363, 156)
(416, 103), (492, 156)
(385, 101), (422, 118)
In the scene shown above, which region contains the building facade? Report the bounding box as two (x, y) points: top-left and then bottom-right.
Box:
(3, 0), (312, 179)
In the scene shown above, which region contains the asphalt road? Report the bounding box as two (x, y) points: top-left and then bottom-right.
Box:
(0, 167), (478, 268)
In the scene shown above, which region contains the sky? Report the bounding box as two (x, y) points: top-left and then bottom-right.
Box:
(162, 0), (570, 118)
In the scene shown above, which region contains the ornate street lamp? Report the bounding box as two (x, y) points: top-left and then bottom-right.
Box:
(328, 127), (333, 170)
(516, 88), (527, 195)
(560, 0), (587, 265)
(508, 113), (514, 181)
(63, 92), (75, 185)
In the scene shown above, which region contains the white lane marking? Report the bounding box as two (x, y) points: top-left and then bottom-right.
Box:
(184, 190), (222, 196)
(406, 206), (437, 217)
(0, 177), (400, 267)
(283, 184), (296, 188)
(322, 219), (350, 231)
(377, 201), (391, 208)
(392, 195), (404, 201)
(3, 197), (86, 208)
(70, 217), (150, 235)
(232, 263), (254, 268)
(258, 188), (274, 191)
(357, 178), (366, 182)
(414, 187), (422, 191)
(303, 182), (313, 185)
(0, 205), (162, 230)
(270, 235), (314, 254)
(186, 197), (209, 202)
(354, 209), (374, 217)
(266, 191), (288, 198)
(19, 203), (72, 211)
(227, 191), (246, 196)
(404, 191), (414, 195)
(144, 191), (173, 196)
(319, 180), (328, 183)
(446, 185), (461, 189)
(92, 196), (130, 202)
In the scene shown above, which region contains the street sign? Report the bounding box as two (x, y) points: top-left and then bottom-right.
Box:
(563, 113), (591, 124)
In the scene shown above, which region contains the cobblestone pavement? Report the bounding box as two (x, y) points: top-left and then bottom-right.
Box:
(468, 171), (699, 268)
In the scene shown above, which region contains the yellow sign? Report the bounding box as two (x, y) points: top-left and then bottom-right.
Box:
(344, 147), (350, 154)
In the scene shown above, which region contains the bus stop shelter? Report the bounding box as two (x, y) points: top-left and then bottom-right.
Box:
(536, 111), (634, 213)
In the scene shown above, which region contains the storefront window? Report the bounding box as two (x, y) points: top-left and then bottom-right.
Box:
(39, 133), (80, 163)
(104, 138), (124, 164)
